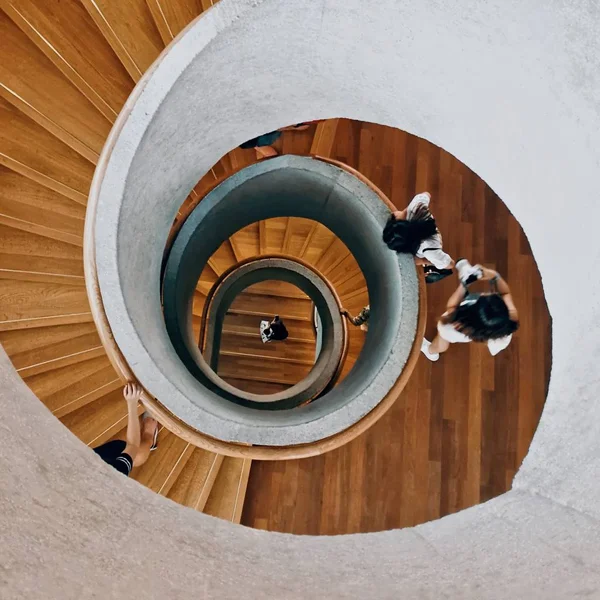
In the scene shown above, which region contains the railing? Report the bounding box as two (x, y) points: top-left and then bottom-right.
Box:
(196, 254), (349, 405)
(85, 151), (426, 460)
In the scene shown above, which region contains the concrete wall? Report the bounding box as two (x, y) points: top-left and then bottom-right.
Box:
(3, 0), (600, 597)
(157, 155), (418, 443)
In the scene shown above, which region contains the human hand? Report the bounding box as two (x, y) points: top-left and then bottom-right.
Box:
(123, 382), (143, 405)
(479, 266), (498, 281)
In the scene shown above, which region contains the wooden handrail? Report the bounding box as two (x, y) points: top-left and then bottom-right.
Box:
(85, 143), (426, 459)
(195, 253), (349, 404)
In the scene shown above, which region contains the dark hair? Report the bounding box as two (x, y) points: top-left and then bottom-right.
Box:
(382, 204), (438, 254)
(444, 294), (519, 342)
(269, 319), (288, 341)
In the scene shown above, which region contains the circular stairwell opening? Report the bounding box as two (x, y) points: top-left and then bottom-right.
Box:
(209, 280), (320, 395)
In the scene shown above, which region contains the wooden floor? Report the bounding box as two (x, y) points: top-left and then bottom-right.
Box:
(241, 119), (552, 534)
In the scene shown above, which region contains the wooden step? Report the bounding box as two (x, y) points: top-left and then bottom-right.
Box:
(0, 279), (89, 323)
(167, 448), (224, 512)
(146, 0), (207, 43)
(222, 377), (290, 395)
(0, 224), (84, 283)
(300, 223), (337, 265)
(203, 457), (252, 524)
(229, 222), (260, 260)
(220, 312), (315, 340)
(60, 385), (137, 447)
(0, 11), (110, 161)
(131, 429), (194, 495)
(80, 0), (164, 81)
(0, 97), (93, 203)
(0, 0), (134, 121)
(195, 264), (218, 296)
(228, 292), (313, 320)
(217, 353), (312, 386)
(219, 331), (316, 363)
(24, 355), (119, 416)
(207, 239), (237, 276)
(0, 166), (85, 246)
(0, 321), (99, 369)
(281, 217), (316, 256)
(244, 280), (309, 300)
(310, 119), (339, 156)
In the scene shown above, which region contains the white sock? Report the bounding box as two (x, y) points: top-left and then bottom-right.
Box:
(420, 338), (440, 361)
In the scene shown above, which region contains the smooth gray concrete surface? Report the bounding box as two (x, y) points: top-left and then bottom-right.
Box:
(4, 0), (600, 597)
(184, 258), (344, 408)
(98, 154), (418, 445)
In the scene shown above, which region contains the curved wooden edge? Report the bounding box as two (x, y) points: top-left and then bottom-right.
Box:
(86, 113), (425, 458)
(197, 253), (349, 403)
(313, 155), (398, 212)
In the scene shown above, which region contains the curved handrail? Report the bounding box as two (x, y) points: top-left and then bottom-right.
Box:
(196, 254), (349, 404)
(86, 149), (426, 459)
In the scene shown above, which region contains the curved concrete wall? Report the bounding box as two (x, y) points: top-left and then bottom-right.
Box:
(4, 0), (600, 597)
(99, 154), (419, 445)
(192, 258), (345, 408)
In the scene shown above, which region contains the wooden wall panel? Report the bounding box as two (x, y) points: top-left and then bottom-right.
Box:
(0, 11), (110, 160)
(0, 0), (134, 120)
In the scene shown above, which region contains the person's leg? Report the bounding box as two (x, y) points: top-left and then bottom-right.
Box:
(429, 334), (450, 355)
(133, 416), (159, 468)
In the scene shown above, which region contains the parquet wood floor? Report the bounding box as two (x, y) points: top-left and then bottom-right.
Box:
(240, 119), (552, 534)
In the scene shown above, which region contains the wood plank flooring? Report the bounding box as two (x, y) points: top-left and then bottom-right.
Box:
(241, 119), (552, 535)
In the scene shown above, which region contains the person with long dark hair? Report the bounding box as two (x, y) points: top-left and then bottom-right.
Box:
(382, 192), (454, 279)
(421, 260), (519, 361)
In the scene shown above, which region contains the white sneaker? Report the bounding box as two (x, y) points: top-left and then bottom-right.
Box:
(456, 259), (482, 286)
(421, 338), (440, 361)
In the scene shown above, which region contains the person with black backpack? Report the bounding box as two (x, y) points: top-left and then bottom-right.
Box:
(382, 191), (455, 283)
(260, 315), (289, 343)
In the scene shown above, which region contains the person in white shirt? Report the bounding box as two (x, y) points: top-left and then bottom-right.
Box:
(382, 192), (454, 274)
(421, 261), (519, 361)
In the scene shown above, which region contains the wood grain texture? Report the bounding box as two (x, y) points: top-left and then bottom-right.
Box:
(0, 166), (84, 245)
(145, 0), (207, 42)
(80, 0), (164, 80)
(204, 457), (252, 523)
(241, 119), (552, 534)
(132, 429), (194, 495)
(0, 11), (110, 160)
(0, 0), (134, 120)
(60, 385), (132, 446)
(0, 97), (93, 202)
(167, 449), (224, 511)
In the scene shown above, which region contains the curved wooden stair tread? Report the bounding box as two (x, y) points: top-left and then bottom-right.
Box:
(0, 0), (367, 526)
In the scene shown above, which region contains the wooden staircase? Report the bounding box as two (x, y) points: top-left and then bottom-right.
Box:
(0, 0), (367, 524)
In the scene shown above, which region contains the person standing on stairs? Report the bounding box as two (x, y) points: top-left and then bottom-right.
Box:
(260, 315), (289, 343)
(240, 123), (312, 159)
(93, 383), (159, 476)
(342, 305), (370, 331)
(382, 191), (455, 282)
(421, 259), (520, 361)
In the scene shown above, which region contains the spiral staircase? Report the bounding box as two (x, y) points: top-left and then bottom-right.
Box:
(0, 0), (378, 523)
(2, 0), (596, 598)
